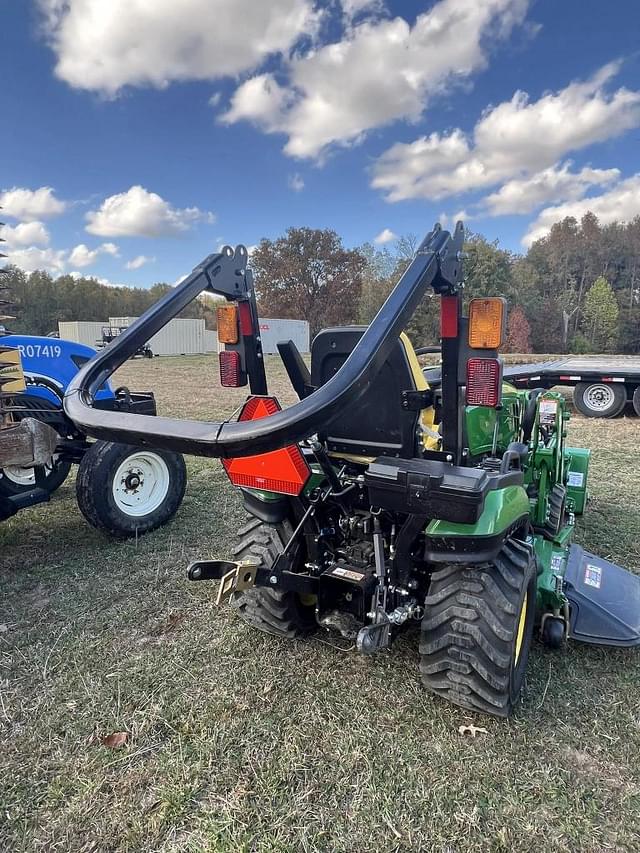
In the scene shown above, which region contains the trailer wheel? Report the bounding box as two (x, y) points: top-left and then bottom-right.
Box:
(232, 517), (317, 638)
(76, 441), (186, 538)
(419, 537), (537, 718)
(633, 387), (640, 417)
(0, 454), (71, 498)
(573, 382), (626, 418)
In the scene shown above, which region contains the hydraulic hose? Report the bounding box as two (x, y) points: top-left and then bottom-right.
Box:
(64, 224), (463, 459)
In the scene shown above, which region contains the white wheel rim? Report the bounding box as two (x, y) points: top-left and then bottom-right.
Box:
(111, 452), (170, 517)
(2, 455), (59, 486)
(584, 384), (615, 412)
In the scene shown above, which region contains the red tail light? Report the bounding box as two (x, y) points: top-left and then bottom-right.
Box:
(466, 358), (502, 407)
(222, 396), (311, 495)
(238, 301), (254, 336)
(219, 350), (243, 387)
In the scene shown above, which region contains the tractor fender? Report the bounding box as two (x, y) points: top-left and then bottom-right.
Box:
(424, 485), (530, 563)
(240, 488), (291, 524)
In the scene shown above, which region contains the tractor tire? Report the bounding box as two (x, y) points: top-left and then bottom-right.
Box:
(232, 517), (317, 639)
(419, 537), (537, 718)
(633, 387), (640, 417)
(544, 484), (567, 539)
(0, 394), (70, 498)
(573, 382), (626, 418)
(76, 441), (187, 538)
(0, 455), (71, 498)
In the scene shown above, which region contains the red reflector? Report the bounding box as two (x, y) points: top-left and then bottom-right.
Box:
(466, 358), (502, 407)
(222, 396), (311, 496)
(238, 301), (254, 336)
(440, 295), (458, 338)
(219, 350), (242, 387)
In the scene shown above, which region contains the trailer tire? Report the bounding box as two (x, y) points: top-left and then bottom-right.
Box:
(232, 517), (317, 639)
(633, 387), (640, 417)
(76, 441), (186, 538)
(419, 537), (537, 718)
(573, 382), (626, 418)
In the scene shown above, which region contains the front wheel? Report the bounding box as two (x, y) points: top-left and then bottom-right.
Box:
(0, 454), (71, 498)
(419, 537), (537, 717)
(75, 442), (187, 538)
(573, 381), (626, 418)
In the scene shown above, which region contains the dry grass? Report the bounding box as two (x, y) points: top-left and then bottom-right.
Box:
(1, 355), (639, 853)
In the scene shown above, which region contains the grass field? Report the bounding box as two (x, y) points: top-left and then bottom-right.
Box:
(1, 355), (640, 853)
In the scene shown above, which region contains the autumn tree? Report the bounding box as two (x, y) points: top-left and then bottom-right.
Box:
(580, 276), (619, 353)
(504, 305), (532, 353)
(250, 227), (366, 335)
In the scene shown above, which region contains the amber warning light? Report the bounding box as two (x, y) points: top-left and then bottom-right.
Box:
(468, 297), (506, 349)
(222, 397), (311, 496)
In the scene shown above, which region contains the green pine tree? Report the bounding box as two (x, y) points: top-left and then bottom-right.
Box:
(580, 276), (619, 353)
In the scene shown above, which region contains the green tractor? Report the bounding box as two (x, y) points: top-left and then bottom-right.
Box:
(64, 222), (640, 717)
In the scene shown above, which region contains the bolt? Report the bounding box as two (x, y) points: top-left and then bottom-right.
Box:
(446, 454), (453, 462)
(269, 575), (278, 584)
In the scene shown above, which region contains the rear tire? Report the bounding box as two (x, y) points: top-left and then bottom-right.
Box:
(76, 441), (187, 538)
(419, 537), (537, 717)
(633, 387), (640, 417)
(573, 382), (626, 418)
(232, 517), (316, 639)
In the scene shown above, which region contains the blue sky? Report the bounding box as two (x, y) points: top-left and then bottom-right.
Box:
(1, 0), (640, 288)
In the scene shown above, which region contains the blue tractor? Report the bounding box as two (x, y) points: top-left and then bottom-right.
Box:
(0, 332), (187, 536)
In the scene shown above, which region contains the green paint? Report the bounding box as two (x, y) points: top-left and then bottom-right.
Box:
(533, 532), (571, 612)
(425, 485), (529, 538)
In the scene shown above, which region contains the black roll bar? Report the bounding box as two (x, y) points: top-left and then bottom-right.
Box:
(64, 223), (464, 458)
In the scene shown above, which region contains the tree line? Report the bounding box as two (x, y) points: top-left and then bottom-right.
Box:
(2, 212), (639, 353)
(0, 267), (217, 335)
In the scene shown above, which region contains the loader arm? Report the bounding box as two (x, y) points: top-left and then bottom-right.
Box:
(64, 223), (464, 459)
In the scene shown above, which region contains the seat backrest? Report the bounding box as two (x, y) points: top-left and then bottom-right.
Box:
(310, 326), (424, 459)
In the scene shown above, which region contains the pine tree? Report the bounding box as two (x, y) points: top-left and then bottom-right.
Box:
(580, 276), (619, 353)
(504, 305), (531, 353)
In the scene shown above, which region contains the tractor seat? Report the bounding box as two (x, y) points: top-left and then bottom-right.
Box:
(310, 326), (436, 460)
(422, 365), (442, 388)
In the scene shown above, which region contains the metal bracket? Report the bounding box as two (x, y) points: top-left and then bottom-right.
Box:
(401, 389), (434, 411)
(356, 611), (391, 654)
(186, 557), (260, 605)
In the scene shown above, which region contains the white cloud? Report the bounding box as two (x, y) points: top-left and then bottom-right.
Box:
(126, 254), (155, 270)
(38, 0), (319, 95)
(288, 173), (305, 192)
(371, 63), (640, 202)
(0, 186), (66, 221)
(69, 242), (120, 268)
(374, 227), (397, 244)
(482, 163), (620, 215)
(5, 247), (66, 274)
(222, 0), (530, 160)
(86, 186), (213, 237)
(0, 221), (50, 248)
(341, 0), (384, 21)
(523, 175), (640, 246)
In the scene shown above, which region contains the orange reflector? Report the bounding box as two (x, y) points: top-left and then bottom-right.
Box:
(217, 304), (239, 344)
(466, 358), (502, 407)
(222, 396), (311, 496)
(468, 298), (506, 349)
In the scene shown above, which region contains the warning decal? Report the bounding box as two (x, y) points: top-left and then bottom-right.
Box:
(584, 564), (602, 589)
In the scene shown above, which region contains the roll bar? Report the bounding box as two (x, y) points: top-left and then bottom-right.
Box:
(64, 223), (464, 458)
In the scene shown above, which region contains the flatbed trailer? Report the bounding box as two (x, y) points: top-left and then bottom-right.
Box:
(503, 357), (640, 418)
